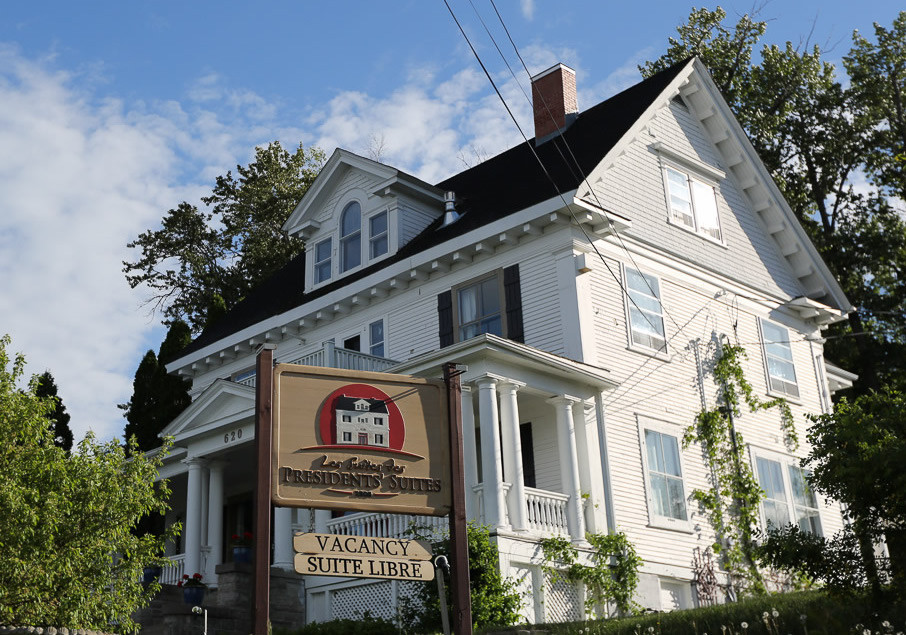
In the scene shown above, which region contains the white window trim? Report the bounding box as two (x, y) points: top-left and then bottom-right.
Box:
(758, 318), (801, 401)
(637, 415), (693, 533)
(623, 265), (669, 359)
(749, 445), (823, 536)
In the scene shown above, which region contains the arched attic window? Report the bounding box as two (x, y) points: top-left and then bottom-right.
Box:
(340, 201), (362, 272)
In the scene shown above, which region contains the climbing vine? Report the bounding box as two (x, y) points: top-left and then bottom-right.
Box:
(540, 531), (641, 617)
(685, 341), (796, 595)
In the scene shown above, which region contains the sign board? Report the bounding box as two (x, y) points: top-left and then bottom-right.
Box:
(273, 364), (451, 516)
(293, 533), (433, 561)
(292, 532), (435, 581)
(293, 552), (434, 581)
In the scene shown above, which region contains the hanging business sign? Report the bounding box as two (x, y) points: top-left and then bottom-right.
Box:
(272, 364), (451, 516)
(292, 532), (434, 581)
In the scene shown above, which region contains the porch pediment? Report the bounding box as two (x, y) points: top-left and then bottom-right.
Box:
(160, 379), (255, 441)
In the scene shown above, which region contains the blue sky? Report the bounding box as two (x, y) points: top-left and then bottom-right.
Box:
(1, 0), (902, 443)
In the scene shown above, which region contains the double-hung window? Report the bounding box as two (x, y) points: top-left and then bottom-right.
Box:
(314, 238), (332, 284)
(369, 211), (388, 260)
(626, 267), (667, 353)
(754, 453), (822, 535)
(639, 417), (690, 530)
(369, 320), (385, 358)
(760, 319), (799, 398)
(340, 202), (362, 272)
(665, 166), (722, 241)
(456, 275), (503, 341)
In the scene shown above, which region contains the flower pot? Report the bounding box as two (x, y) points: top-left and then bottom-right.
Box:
(232, 545), (251, 563)
(142, 565), (162, 583)
(182, 585), (205, 606)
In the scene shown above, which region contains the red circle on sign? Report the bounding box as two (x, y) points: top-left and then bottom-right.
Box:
(318, 383), (405, 450)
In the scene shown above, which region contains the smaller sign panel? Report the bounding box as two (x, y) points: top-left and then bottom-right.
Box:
(293, 552), (435, 581)
(293, 532), (433, 561)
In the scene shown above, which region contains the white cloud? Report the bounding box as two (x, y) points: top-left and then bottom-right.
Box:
(520, 0), (535, 21)
(0, 45), (301, 443)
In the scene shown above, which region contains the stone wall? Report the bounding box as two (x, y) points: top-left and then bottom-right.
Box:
(134, 563), (305, 635)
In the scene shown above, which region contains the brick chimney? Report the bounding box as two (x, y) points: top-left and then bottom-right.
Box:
(531, 63), (578, 142)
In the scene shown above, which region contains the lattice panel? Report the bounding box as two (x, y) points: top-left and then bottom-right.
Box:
(331, 581), (395, 621)
(543, 570), (583, 623)
(511, 565), (536, 622)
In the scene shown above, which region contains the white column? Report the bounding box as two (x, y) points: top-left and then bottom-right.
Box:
(183, 457), (207, 576)
(461, 386), (479, 521)
(205, 460), (225, 582)
(477, 377), (507, 531)
(273, 506), (294, 570)
(548, 396), (586, 542)
(573, 400), (602, 534)
(499, 381), (528, 531)
(314, 509), (331, 533)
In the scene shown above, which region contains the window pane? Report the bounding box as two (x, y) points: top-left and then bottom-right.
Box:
(314, 239), (331, 283)
(341, 202), (361, 236)
(480, 278), (500, 314)
(370, 211), (388, 259)
(650, 473), (669, 518)
(762, 321), (798, 394)
(661, 434), (682, 477)
(341, 234), (361, 271)
(667, 476), (688, 520)
(691, 179), (721, 240)
(763, 499), (791, 529)
(369, 320), (385, 357)
(788, 466), (818, 508)
(757, 458), (786, 502)
(458, 286), (479, 323)
(645, 429), (664, 473)
(480, 315), (502, 336)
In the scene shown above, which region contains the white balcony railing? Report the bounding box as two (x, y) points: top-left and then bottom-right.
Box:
(325, 512), (448, 541)
(237, 341), (398, 387)
(524, 487), (570, 534)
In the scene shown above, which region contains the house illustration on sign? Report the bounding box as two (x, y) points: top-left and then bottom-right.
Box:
(334, 396), (390, 448)
(149, 58), (857, 627)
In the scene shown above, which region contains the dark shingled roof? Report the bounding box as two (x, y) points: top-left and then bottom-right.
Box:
(177, 59), (690, 359)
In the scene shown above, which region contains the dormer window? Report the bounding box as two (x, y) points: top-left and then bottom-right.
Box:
(340, 202), (362, 272)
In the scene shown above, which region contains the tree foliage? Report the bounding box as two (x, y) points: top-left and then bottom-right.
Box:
(0, 335), (176, 631)
(121, 320), (192, 452)
(34, 371), (73, 452)
(124, 141), (325, 332)
(804, 389), (906, 588)
(401, 522), (522, 633)
(643, 8), (906, 396)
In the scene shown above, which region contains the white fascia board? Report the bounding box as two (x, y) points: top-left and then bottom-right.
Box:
(168, 191), (575, 373)
(582, 59), (697, 187)
(371, 174), (445, 205)
(160, 379), (254, 436)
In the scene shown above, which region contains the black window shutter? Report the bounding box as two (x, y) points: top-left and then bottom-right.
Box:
(438, 290), (454, 348)
(503, 264), (524, 343)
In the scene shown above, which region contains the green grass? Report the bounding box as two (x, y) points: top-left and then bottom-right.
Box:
(477, 590), (906, 635)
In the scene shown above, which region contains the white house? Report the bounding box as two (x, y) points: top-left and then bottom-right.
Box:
(155, 58), (855, 624)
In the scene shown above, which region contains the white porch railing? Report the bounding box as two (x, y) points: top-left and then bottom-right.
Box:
(237, 342), (398, 387)
(524, 487), (570, 534)
(162, 547), (210, 586)
(160, 554), (185, 585)
(324, 512), (448, 541)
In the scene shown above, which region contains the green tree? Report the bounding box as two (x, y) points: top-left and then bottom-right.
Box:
(401, 522), (522, 633)
(34, 371), (73, 452)
(0, 335), (176, 631)
(805, 389), (906, 592)
(122, 320), (192, 452)
(124, 141), (325, 331)
(846, 12), (906, 202)
(643, 7), (906, 396)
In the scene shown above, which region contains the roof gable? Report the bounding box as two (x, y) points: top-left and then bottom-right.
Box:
(161, 379), (254, 440)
